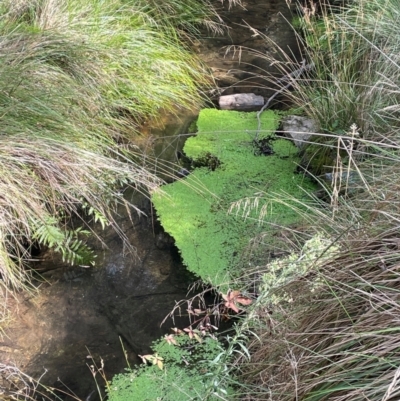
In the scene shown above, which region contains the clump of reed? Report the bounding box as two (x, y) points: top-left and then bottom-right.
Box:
(0, 0), (224, 291)
(217, 1), (400, 400)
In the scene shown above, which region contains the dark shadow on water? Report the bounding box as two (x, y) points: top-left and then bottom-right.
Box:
(1, 114), (199, 401)
(23, 195), (197, 401)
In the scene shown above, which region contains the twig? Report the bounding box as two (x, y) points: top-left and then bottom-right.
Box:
(255, 60), (314, 140)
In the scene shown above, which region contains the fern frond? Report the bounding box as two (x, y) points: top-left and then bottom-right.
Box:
(31, 217), (94, 266)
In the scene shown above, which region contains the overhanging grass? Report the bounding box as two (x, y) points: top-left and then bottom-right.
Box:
(124, 0), (225, 36)
(0, 0), (221, 290)
(1, 0), (210, 127)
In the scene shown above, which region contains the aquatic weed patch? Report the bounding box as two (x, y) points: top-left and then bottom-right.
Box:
(107, 336), (227, 401)
(152, 109), (316, 284)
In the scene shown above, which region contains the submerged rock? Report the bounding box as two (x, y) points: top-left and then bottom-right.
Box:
(281, 115), (319, 148)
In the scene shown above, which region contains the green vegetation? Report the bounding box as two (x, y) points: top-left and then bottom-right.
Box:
(124, 0), (224, 36)
(0, 0), (219, 290)
(152, 109), (316, 284)
(6, 0), (400, 400)
(196, 1), (400, 400)
(120, 0), (400, 399)
(103, 0), (400, 399)
(284, 0), (400, 174)
(107, 335), (229, 401)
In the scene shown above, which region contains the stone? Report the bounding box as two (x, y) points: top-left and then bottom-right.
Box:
(218, 93), (264, 111)
(281, 115), (319, 148)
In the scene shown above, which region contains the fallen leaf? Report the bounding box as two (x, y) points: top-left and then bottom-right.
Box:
(153, 354), (164, 370)
(225, 299), (239, 313)
(184, 326), (195, 339)
(221, 290), (240, 302)
(205, 322), (219, 331)
(222, 291), (239, 313)
(139, 354), (154, 364)
(164, 334), (178, 346)
(221, 290), (251, 313)
(236, 296), (252, 306)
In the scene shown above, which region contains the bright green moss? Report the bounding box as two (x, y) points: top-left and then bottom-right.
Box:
(183, 109), (276, 162)
(152, 109), (316, 284)
(107, 336), (227, 401)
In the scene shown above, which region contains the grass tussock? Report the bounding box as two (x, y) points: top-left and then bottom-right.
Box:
(0, 0), (225, 291)
(227, 125), (400, 399)
(238, 224), (400, 400)
(214, 1), (400, 400)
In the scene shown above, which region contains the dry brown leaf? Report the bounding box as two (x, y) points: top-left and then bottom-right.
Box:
(236, 295), (252, 306)
(222, 290), (252, 312)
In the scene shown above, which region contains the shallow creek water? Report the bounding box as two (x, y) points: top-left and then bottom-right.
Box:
(0, 1), (300, 399)
(0, 115), (197, 401)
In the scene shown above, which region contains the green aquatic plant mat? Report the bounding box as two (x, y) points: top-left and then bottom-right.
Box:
(107, 336), (229, 401)
(152, 109), (316, 284)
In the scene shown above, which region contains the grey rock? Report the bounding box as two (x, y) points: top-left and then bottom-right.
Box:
(324, 171), (360, 186)
(281, 115), (319, 148)
(219, 93), (264, 111)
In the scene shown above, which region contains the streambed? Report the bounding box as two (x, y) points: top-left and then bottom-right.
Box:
(0, 1), (301, 399)
(0, 117), (197, 401)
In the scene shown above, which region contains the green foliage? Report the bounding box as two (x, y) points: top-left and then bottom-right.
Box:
(259, 233), (340, 306)
(208, 3), (400, 400)
(152, 109), (316, 284)
(31, 217), (94, 266)
(0, 0), (221, 289)
(107, 336), (229, 401)
(288, 0), (400, 142)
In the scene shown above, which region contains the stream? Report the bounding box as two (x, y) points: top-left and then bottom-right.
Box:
(0, 115), (197, 401)
(0, 1), (300, 399)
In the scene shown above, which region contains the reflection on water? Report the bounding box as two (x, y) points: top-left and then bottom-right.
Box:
(140, 111), (198, 181)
